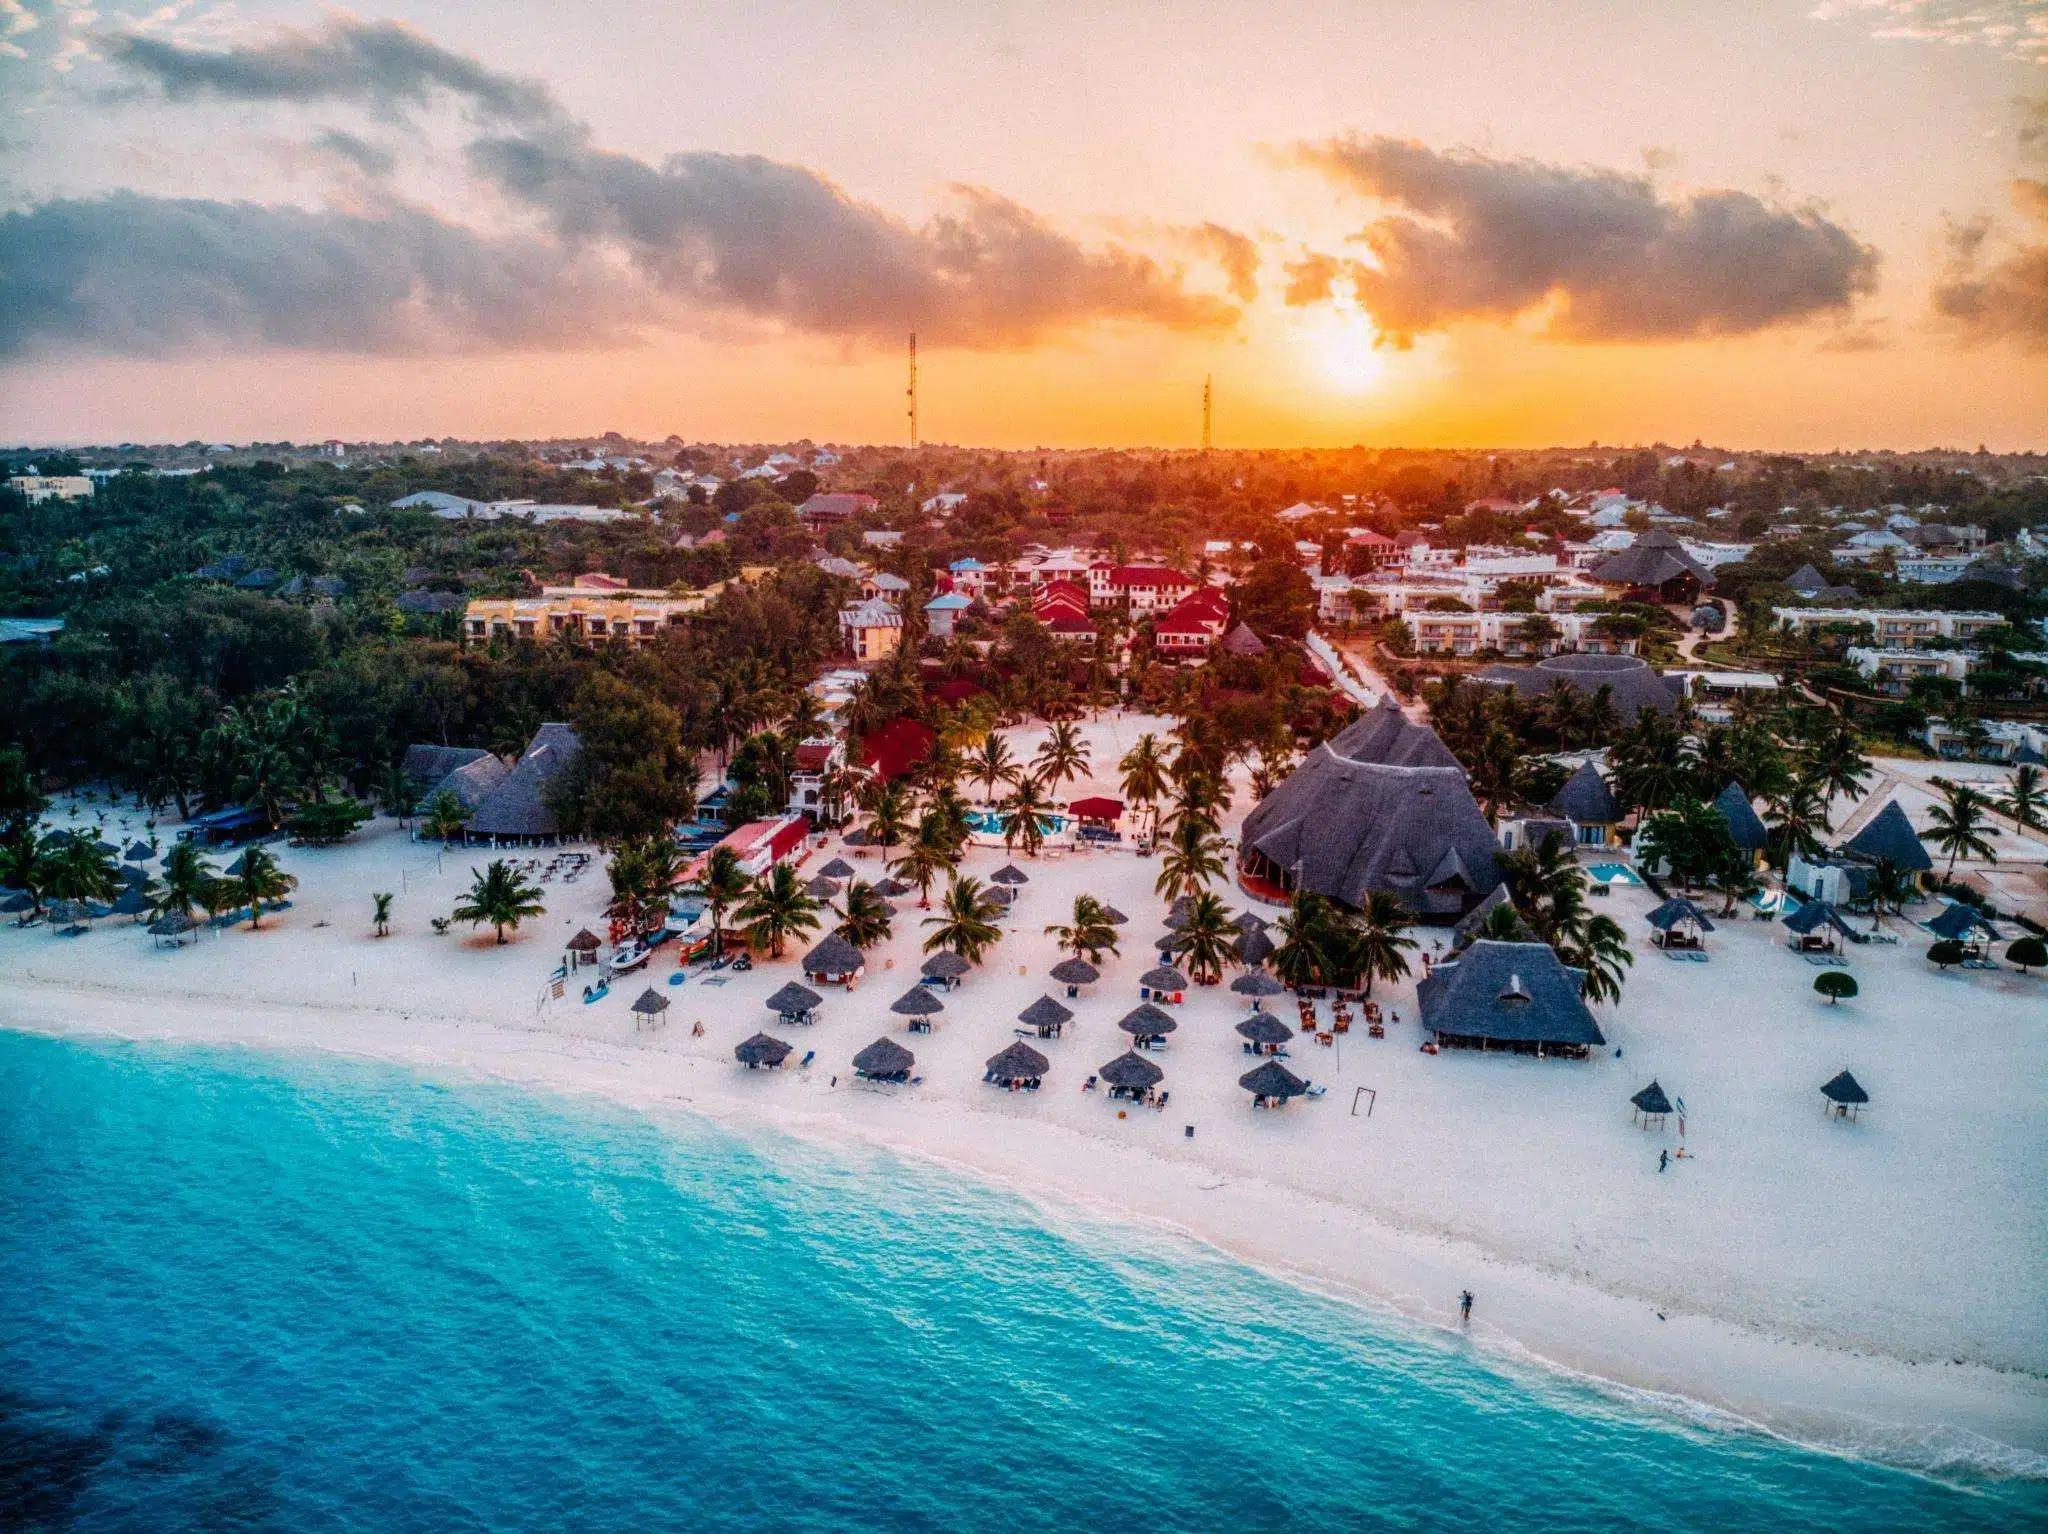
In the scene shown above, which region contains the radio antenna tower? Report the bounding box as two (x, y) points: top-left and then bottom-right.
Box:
(907, 333), (919, 449)
(1201, 374), (1213, 452)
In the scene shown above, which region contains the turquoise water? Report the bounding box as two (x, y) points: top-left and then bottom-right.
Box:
(2, 1030), (2040, 1532)
(964, 810), (1066, 837)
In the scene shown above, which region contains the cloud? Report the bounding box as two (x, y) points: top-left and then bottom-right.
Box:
(1281, 251), (1342, 306)
(95, 16), (562, 123)
(0, 193), (646, 357)
(1183, 222), (1260, 301)
(2, 0), (37, 37)
(1931, 180), (2048, 348)
(464, 130), (1238, 346)
(310, 128), (396, 179)
(1288, 134), (1879, 343)
(1808, 1), (2048, 67)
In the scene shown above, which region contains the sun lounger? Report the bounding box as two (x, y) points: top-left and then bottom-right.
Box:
(1304, 1084), (1327, 1099)
(799, 1050), (815, 1068)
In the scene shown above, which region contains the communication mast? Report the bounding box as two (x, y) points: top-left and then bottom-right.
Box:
(907, 333), (919, 449)
(1201, 374), (1212, 453)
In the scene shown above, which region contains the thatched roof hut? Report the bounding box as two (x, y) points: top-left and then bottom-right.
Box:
(1098, 1051), (1163, 1097)
(890, 985), (945, 1018)
(1630, 1079), (1673, 1127)
(566, 928), (603, 953)
(1645, 896), (1716, 948)
(874, 877), (914, 897)
(630, 987), (671, 1023)
(1229, 972), (1285, 1000)
(991, 864), (1029, 885)
(1416, 939), (1606, 1057)
(1048, 957), (1100, 990)
(466, 722), (583, 841)
(1, 891), (34, 914)
(148, 910), (199, 944)
(110, 886), (151, 918)
(1239, 1059), (1309, 1104)
(1117, 1003), (1178, 1040)
(1234, 910), (1269, 934)
(802, 933), (866, 983)
(1017, 995), (1074, 1036)
(921, 951), (972, 980)
(805, 874), (841, 900)
(1711, 781), (1771, 855)
(1236, 1012), (1292, 1049)
(1234, 926), (1277, 968)
(1821, 1069), (1868, 1111)
(818, 857), (857, 879)
(765, 980), (823, 1022)
(1843, 800), (1932, 873)
(1140, 965), (1187, 995)
(1548, 761), (1621, 829)
(984, 1040), (1050, 1086)
(1926, 901), (1999, 942)
(735, 1032), (793, 1069)
(853, 1037), (916, 1081)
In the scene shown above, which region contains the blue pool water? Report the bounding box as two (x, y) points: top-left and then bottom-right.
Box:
(964, 810), (1067, 837)
(2, 1029), (2040, 1532)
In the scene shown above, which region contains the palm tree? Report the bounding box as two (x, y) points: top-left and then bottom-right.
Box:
(1154, 816), (1227, 902)
(372, 891), (393, 936)
(690, 845), (751, 954)
(1169, 889), (1237, 984)
(862, 780), (915, 859)
(1345, 892), (1417, 997)
(453, 859), (547, 944)
(1804, 718), (1873, 806)
(42, 836), (122, 908)
(1497, 830), (1584, 939)
(1044, 894), (1120, 964)
(1864, 857), (1916, 928)
(420, 789), (471, 844)
(1032, 721), (1090, 792)
(152, 841), (216, 920)
(1119, 733), (1171, 836)
(733, 862), (822, 959)
(968, 734), (1020, 803)
(921, 874), (1003, 964)
(1763, 779), (1832, 866)
(1001, 775), (1054, 858)
(1473, 901), (1534, 943)
(889, 815), (954, 908)
(379, 763), (415, 826)
(833, 878), (894, 949)
(1270, 892), (1340, 991)
(1465, 725), (1527, 827)
(226, 846), (297, 930)
(1559, 912), (1634, 1005)
(1923, 782), (1998, 878)
(2002, 763), (2044, 831)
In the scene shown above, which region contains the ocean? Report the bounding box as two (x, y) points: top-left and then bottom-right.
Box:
(2, 1029), (2039, 1532)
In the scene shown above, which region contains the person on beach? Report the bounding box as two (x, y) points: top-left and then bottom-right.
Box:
(1459, 1290), (1473, 1324)
(1658, 1149), (1669, 1174)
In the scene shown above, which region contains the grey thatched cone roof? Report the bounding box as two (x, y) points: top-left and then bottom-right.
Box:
(854, 1037), (916, 1079)
(1, 891), (34, 913)
(1140, 965), (1187, 991)
(805, 875), (841, 899)
(1589, 529), (1715, 590)
(1102, 906), (1130, 926)
(921, 950), (972, 979)
(874, 877), (914, 897)
(890, 985), (945, 1017)
(1476, 653), (1683, 721)
(1234, 910), (1269, 934)
(1230, 971), (1285, 998)
(124, 840), (154, 862)
(631, 987), (670, 1016)
(567, 927), (603, 952)
(1239, 1060), (1308, 1099)
(1017, 995), (1074, 1030)
(819, 858), (857, 879)
(1710, 782), (1771, 854)
(111, 887), (151, 917)
(1926, 901), (1999, 941)
(1783, 900), (1853, 938)
(985, 1041), (1051, 1084)
(983, 886), (1016, 908)
(1630, 1079), (1674, 1116)
(1220, 621), (1267, 656)
(803, 933), (865, 975)
(765, 981), (823, 1016)
(1118, 1003), (1178, 1037)
(1163, 896), (1193, 930)
(48, 899), (89, 923)
(1233, 926), (1277, 968)
(1843, 799), (1933, 872)
(1098, 1051), (1164, 1092)
(735, 1032), (792, 1068)
(991, 864), (1029, 885)
(1448, 884), (1513, 952)
(1645, 897), (1716, 933)
(1153, 933), (1181, 955)
(1415, 939), (1606, 1049)
(1820, 1070), (1868, 1106)
(148, 910), (198, 936)
(1547, 761), (1621, 826)
(1236, 1012), (1292, 1046)
(467, 722), (583, 838)
(1049, 957), (1100, 986)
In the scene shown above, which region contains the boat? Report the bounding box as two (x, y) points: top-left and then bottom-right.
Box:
(609, 940), (654, 974)
(582, 982), (610, 1005)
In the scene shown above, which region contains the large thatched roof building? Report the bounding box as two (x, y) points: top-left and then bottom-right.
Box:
(1588, 529), (1715, 603)
(464, 723), (583, 842)
(1417, 938), (1606, 1058)
(1474, 652), (1683, 721)
(1237, 699), (1502, 921)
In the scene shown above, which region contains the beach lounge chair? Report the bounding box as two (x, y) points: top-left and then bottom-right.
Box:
(1304, 1084), (1327, 1099)
(1082, 1075), (1098, 1092)
(799, 1050), (815, 1068)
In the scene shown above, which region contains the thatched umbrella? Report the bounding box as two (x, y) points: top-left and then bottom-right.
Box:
(631, 988), (671, 1027)
(1236, 1012), (1292, 1051)
(874, 877), (914, 897)
(819, 857), (858, 880)
(853, 1037), (916, 1081)
(984, 1040), (1050, 1086)
(981, 885), (1017, 910)
(991, 864), (1029, 885)
(1630, 1079), (1674, 1128)
(805, 874), (841, 900)
(567, 927), (602, 961)
(1153, 933), (1181, 955)
(148, 910), (198, 945)
(1049, 957), (1099, 994)
(48, 899), (89, 926)
(123, 840), (154, 863)
(1234, 927), (1277, 969)
(1118, 1003), (1178, 1041)
(1140, 965), (1187, 997)
(110, 886), (151, 919)
(1239, 1059), (1309, 1105)
(1163, 896), (1193, 931)
(1098, 1051), (1163, 1098)
(735, 1032), (793, 1069)
(1102, 906), (1130, 926)
(891, 985), (945, 1024)
(1230, 972), (1285, 1005)
(1821, 1070), (1868, 1120)
(1017, 995), (1074, 1036)
(1234, 910), (1269, 934)
(92, 839), (120, 857)
(921, 951), (972, 982)
(802, 933), (865, 983)
(3, 891), (36, 914)
(765, 980), (823, 1024)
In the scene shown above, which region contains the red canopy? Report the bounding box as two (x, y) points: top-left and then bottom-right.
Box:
(1068, 796), (1124, 821)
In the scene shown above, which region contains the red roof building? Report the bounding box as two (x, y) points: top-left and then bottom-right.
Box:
(1088, 563), (1197, 613)
(1068, 796), (1124, 824)
(859, 716), (937, 780)
(686, 812), (811, 880)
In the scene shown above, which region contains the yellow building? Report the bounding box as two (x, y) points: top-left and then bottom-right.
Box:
(9, 475), (93, 504)
(463, 590), (709, 646)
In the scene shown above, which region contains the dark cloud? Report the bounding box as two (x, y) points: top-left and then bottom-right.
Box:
(464, 131), (1237, 346)
(1931, 180), (2048, 350)
(1289, 134), (1878, 343)
(0, 193), (639, 357)
(96, 18), (561, 124)
(311, 129), (397, 178)
(1281, 252), (1342, 307)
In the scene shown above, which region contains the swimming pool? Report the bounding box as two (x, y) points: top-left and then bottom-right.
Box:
(965, 810), (1068, 837)
(1586, 863), (1641, 886)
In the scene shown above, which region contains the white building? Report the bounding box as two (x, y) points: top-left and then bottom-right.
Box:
(1771, 607), (2005, 647)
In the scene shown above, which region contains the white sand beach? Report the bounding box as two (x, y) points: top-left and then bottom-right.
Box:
(7, 713), (2046, 1472)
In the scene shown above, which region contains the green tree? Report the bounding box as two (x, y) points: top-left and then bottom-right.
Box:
(921, 874), (1003, 964)
(833, 878), (895, 950)
(1168, 889), (1237, 984)
(1119, 733), (1171, 836)
(1927, 938), (1966, 970)
(229, 845), (298, 930)
(890, 814), (954, 908)
(1154, 815), (1227, 902)
(1923, 782), (1997, 878)
(1763, 779), (1832, 866)
(1032, 721), (1091, 792)
(968, 734), (1020, 802)
(419, 789), (472, 844)
(1232, 557), (1315, 639)
(1559, 912), (1634, 1005)
(1637, 795), (1741, 891)
(1270, 892), (1342, 991)
(152, 842), (217, 921)
(289, 796), (373, 846)
(1045, 894), (1121, 965)
(1814, 971), (1859, 1005)
(453, 859), (547, 944)
(372, 891), (394, 937)
(734, 861), (822, 958)
(2000, 764), (2043, 831)
(1345, 891), (1417, 997)
(689, 845), (751, 954)
(2006, 936), (2047, 974)
(1001, 775), (1053, 858)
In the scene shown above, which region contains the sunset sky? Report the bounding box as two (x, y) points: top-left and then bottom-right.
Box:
(2, 1), (2044, 449)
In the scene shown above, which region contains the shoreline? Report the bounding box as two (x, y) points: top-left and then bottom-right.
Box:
(8, 973), (2044, 1480)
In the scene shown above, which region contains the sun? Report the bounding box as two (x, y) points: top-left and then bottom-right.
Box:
(1311, 306), (1388, 393)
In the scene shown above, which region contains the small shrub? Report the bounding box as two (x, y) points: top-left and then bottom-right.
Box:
(1814, 971), (1858, 1005)
(2007, 936), (2047, 974)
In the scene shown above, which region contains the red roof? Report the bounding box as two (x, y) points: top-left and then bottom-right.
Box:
(1035, 593), (1091, 622)
(1173, 587), (1230, 619)
(792, 742), (835, 772)
(1345, 529), (1395, 548)
(1068, 796), (1123, 820)
(1154, 611), (1222, 637)
(1035, 578), (1089, 609)
(1109, 565), (1194, 588)
(1042, 610), (1095, 634)
(859, 716), (937, 780)
(928, 678), (987, 704)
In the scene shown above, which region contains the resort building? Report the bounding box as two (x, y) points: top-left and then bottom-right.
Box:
(1472, 652), (1684, 720)
(1589, 529), (1715, 604)
(1545, 761), (1623, 846)
(1237, 700), (1503, 920)
(1403, 608), (1633, 658)
(400, 744), (510, 813)
(1088, 563), (1197, 614)
(789, 739), (845, 818)
(923, 593), (971, 638)
(1710, 782), (1772, 865)
(689, 814), (810, 880)
(464, 723), (584, 844)
(463, 592), (707, 646)
(1845, 647), (1972, 692)
(838, 598), (903, 662)
(1769, 608), (2005, 648)
(1416, 939), (1607, 1058)
(8, 474), (93, 503)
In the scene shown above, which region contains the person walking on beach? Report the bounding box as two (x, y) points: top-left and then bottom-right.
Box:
(1658, 1148), (1669, 1173)
(1459, 1290), (1473, 1325)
